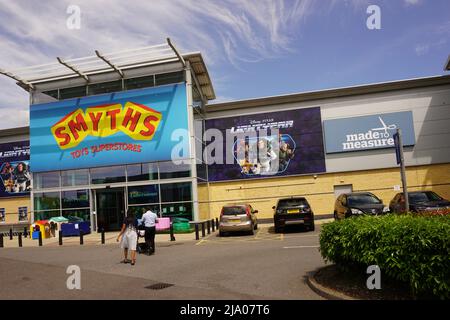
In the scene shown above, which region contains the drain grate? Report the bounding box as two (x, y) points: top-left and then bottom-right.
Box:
(145, 282), (174, 290)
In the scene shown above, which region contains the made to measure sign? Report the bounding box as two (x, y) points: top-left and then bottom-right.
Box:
(323, 111), (415, 154)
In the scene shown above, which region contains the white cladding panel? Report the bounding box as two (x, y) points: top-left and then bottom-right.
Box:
(204, 84), (450, 174)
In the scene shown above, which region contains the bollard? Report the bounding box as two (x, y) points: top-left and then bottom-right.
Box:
(79, 231), (84, 245)
(170, 222), (176, 242)
(207, 220), (211, 234)
(18, 233), (22, 247)
(195, 224), (199, 240)
(38, 231), (42, 246)
(59, 230), (63, 246)
(201, 222), (205, 238)
(101, 228), (105, 244)
(211, 219), (215, 232)
(23, 227), (28, 238)
(0, 233), (3, 248)
(215, 217), (219, 230)
(9, 228), (13, 240)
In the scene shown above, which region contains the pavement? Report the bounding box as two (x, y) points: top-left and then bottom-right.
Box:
(0, 220), (333, 299)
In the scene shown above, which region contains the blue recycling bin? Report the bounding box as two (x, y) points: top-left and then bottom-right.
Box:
(61, 221), (91, 237)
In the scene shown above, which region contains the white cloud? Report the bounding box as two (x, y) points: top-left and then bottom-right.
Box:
(404, 0), (421, 6)
(0, 0), (317, 127)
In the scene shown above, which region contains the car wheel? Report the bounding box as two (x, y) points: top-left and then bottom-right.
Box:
(309, 223), (315, 232)
(219, 231), (225, 237)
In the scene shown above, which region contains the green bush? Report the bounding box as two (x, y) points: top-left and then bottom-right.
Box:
(319, 214), (450, 299)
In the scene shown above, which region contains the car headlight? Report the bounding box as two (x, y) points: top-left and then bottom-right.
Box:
(383, 206), (390, 213)
(351, 208), (364, 215)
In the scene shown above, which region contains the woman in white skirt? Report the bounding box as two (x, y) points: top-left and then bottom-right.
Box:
(116, 212), (138, 266)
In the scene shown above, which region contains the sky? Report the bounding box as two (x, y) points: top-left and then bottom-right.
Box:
(0, 0), (449, 129)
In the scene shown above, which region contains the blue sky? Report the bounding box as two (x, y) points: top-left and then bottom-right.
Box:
(0, 0), (449, 128)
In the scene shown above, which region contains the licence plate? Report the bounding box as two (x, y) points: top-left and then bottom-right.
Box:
(286, 220), (304, 225)
(228, 219), (241, 223)
(287, 209), (299, 214)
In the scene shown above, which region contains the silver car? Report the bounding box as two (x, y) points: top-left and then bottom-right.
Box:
(219, 204), (258, 236)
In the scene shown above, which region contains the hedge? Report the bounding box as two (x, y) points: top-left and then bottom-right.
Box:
(319, 214), (450, 299)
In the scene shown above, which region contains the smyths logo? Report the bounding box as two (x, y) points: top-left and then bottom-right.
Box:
(51, 102), (162, 150)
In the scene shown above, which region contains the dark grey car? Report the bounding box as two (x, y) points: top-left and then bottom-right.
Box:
(334, 192), (388, 220)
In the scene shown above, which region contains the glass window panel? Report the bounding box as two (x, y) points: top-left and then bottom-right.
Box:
(128, 185), (159, 205)
(62, 209), (90, 222)
(90, 166), (125, 184)
(160, 202), (192, 220)
(34, 210), (61, 221)
(62, 190), (90, 209)
(59, 86), (87, 100)
(125, 75), (155, 90)
(160, 182), (191, 203)
(155, 71), (184, 86)
(34, 192), (60, 211)
(158, 161), (190, 179)
(34, 172), (60, 189)
(42, 90), (59, 99)
(127, 163), (158, 182)
(61, 169), (89, 186)
(88, 80), (122, 95)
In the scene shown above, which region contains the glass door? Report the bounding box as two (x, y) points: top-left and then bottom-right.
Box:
(95, 187), (125, 232)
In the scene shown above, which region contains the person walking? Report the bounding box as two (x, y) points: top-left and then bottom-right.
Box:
(141, 207), (159, 255)
(116, 212), (138, 265)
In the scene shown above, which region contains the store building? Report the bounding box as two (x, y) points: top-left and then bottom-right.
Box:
(0, 41), (449, 229)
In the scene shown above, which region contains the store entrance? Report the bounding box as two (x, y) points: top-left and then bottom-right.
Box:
(95, 187), (125, 232)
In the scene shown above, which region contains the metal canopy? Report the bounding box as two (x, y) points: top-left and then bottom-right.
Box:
(4, 39), (180, 85)
(0, 38), (216, 100)
(445, 54), (450, 71)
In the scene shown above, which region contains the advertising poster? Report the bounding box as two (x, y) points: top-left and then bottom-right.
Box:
(205, 107), (326, 181)
(30, 84), (188, 172)
(0, 141), (31, 197)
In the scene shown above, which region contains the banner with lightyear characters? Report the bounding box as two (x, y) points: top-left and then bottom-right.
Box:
(205, 107), (326, 181)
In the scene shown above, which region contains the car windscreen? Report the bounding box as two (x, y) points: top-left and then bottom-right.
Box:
(277, 199), (309, 208)
(222, 206), (247, 215)
(409, 192), (442, 203)
(347, 194), (381, 206)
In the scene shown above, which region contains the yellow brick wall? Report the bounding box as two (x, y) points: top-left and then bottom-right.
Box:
(0, 197), (31, 224)
(198, 163), (450, 220)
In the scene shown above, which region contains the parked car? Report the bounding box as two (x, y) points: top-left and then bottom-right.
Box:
(273, 197), (315, 233)
(218, 204), (258, 236)
(389, 191), (450, 214)
(334, 192), (389, 220)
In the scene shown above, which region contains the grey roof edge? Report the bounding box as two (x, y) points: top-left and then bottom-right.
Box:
(0, 126), (30, 138)
(206, 74), (450, 112)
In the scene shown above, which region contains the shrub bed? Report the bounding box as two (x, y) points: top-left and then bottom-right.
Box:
(319, 214), (450, 299)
